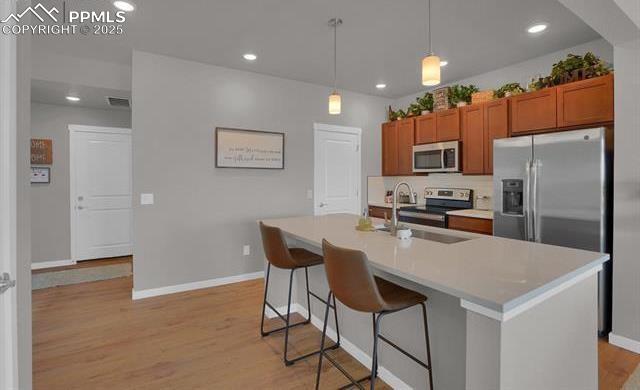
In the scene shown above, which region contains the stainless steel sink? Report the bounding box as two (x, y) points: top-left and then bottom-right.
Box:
(377, 227), (471, 244)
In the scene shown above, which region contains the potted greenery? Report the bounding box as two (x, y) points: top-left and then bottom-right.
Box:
(407, 102), (422, 117)
(550, 52), (611, 85)
(529, 52), (612, 91)
(387, 106), (398, 121)
(448, 84), (479, 107)
(416, 92), (434, 115)
(494, 82), (526, 98)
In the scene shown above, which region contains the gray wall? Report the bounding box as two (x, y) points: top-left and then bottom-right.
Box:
(393, 39), (613, 109)
(611, 38), (640, 346)
(132, 50), (391, 291)
(30, 103), (131, 264)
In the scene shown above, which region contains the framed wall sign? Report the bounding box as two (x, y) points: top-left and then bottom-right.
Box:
(31, 138), (53, 164)
(215, 127), (285, 169)
(31, 167), (50, 183)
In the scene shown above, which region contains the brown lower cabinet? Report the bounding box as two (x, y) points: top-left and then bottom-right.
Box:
(368, 206), (392, 220)
(448, 215), (493, 235)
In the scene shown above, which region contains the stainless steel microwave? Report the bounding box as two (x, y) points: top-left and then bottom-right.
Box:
(412, 141), (460, 173)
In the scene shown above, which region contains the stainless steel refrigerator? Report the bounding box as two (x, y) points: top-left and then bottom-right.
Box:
(493, 127), (613, 335)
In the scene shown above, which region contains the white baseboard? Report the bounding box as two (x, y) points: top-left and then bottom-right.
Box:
(609, 332), (640, 354)
(264, 304), (412, 389)
(132, 271), (264, 300)
(31, 259), (76, 270)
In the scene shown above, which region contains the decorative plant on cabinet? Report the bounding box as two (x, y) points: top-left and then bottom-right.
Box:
(448, 84), (479, 107)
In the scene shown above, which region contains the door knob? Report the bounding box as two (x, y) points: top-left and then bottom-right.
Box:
(77, 206), (84, 210)
(319, 202), (327, 208)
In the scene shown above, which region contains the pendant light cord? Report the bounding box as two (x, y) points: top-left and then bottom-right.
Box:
(333, 18), (337, 92)
(427, 0), (432, 54)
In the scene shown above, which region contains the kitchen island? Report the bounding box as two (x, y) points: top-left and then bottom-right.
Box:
(261, 214), (609, 390)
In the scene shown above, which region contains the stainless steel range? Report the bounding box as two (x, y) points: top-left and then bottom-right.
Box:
(398, 188), (473, 228)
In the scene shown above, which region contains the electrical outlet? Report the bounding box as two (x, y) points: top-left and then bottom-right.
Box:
(140, 193), (154, 205)
(306, 189), (313, 200)
(243, 245), (250, 256)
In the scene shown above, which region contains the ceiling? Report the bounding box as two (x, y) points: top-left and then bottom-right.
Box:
(32, 0), (601, 98)
(31, 79), (131, 111)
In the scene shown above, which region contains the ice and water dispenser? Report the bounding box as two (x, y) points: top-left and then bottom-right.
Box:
(502, 179), (523, 216)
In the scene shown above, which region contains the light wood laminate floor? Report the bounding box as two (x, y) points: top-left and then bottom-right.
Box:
(33, 276), (638, 389)
(33, 276), (389, 389)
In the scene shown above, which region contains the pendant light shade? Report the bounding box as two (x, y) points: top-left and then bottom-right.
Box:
(422, 54), (441, 86)
(328, 18), (342, 115)
(329, 92), (341, 115)
(421, 0), (441, 86)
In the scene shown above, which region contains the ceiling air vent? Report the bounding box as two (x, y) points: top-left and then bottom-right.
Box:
(106, 96), (130, 108)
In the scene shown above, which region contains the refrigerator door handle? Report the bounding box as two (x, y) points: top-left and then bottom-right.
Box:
(524, 159), (532, 241)
(531, 159), (540, 242)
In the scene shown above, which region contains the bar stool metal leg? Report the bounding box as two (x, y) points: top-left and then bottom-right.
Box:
(283, 268), (296, 365)
(315, 291), (332, 390)
(420, 302), (434, 390)
(261, 266), (310, 337)
(259, 263), (271, 337)
(261, 264), (341, 366)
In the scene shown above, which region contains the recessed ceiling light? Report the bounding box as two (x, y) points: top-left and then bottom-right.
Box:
(113, 1), (135, 12)
(243, 53), (257, 61)
(440, 60), (448, 67)
(66, 96), (80, 102)
(527, 23), (547, 34)
(376, 83), (386, 89)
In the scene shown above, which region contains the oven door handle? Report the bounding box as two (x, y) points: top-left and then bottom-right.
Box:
(398, 211), (445, 222)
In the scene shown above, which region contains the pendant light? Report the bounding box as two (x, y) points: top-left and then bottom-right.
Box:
(328, 18), (342, 115)
(422, 0), (441, 86)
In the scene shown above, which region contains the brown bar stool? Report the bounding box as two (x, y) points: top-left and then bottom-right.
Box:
(316, 239), (434, 390)
(259, 222), (341, 366)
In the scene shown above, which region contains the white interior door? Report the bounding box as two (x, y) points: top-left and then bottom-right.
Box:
(0, 0), (19, 385)
(70, 125), (132, 261)
(314, 123), (361, 216)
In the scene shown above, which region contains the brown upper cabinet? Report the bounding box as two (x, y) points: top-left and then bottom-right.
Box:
(383, 75), (614, 176)
(460, 104), (485, 175)
(381, 121), (398, 176)
(382, 118), (414, 176)
(397, 118), (415, 175)
(484, 98), (509, 174)
(435, 108), (461, 141)
(557, 73), (613, 127)
(460, 98), (509, 175)
(415, 113), (437, 144)
(510, 88), (557, 134)
(510, 74), (613, 135)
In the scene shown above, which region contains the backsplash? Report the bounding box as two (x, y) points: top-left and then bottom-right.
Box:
(368, 174), (494, 210)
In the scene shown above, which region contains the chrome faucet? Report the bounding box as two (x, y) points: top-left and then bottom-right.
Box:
(390, 181), (416, 234)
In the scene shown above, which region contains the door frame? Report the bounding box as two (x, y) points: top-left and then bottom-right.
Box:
(313, 123), (362, 216)
(68, 125), (133, 262)
(0, 0), (19, 386)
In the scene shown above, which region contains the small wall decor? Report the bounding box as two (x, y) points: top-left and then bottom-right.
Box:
(31, 138), (53, 165)
(433, 87), (450, 111)
(31, 167), (50, 183)
(215, 127), (285, 169)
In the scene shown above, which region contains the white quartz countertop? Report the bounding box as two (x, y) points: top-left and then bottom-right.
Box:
(261, 214), (608, 315)
(446, 209), (494, 220)
(368, 201), (421, 209)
